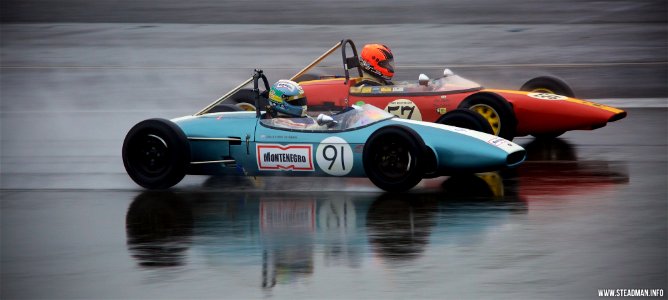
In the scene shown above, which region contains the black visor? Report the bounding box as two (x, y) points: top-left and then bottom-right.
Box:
(378, 59), (394, 73)
(288, 97), (307, 106)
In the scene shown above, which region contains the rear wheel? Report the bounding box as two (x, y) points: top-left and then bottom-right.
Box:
(209, 103), (244, 113)
(218, 88), (266, 111)
(520, 76), (574, 97)
(293, 73), (321, 82)
(436, 109), (494, 135)
(363, 126), (426, 192)
(122, 119), (190, 189)
(459, 93), (517, 140)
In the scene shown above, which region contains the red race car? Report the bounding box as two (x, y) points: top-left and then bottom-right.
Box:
(220, 39), (627, 140)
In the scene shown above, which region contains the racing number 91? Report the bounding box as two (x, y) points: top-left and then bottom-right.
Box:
(316, 137), (353, 176)
(322, 145), (345, 170)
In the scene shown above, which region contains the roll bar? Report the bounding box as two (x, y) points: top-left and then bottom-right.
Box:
(195, 39), (360, 116)
(341, 39), (363, 84)
(194, 76), (254, 116)
(290, 40), (343, 81)
(253, 69), (270, 119)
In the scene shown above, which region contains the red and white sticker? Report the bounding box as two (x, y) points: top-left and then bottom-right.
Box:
(528, 92), (568, 100)
(257, 144), (314, 171)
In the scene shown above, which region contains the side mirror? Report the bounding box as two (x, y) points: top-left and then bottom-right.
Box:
(443, 68), (454, 77)
(316, 114), (338, 127)
(418, 74), (430, 86)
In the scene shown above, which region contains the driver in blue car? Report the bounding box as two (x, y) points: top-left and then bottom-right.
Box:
(264, 79), (331, 130)
(264, 79), (346, 130)
(265, 79), (308, 118)
(356, 43), (395, 87)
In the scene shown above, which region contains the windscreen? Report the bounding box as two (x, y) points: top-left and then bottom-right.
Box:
(260, 104), (394, 131)
(350, 73), (481, 94)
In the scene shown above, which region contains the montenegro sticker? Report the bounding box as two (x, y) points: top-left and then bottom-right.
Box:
(256, 144), (314, 171)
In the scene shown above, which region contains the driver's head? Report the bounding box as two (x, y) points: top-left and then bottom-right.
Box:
(359, 44), (394, 81)
(268, 79), (307, 117)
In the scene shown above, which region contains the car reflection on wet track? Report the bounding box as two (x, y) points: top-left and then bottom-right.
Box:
(125, 136), (631, 288)
(510, 138), (629, 198)
(125, 187), (527, 288)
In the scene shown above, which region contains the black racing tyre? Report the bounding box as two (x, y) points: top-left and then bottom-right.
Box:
(436, 109), (495, 135)
(459, 93), (517, 140)
(531, 131), (565, 139)
(293, 73), (321, 82)
(122, 118), (190, 189)
(363, 126), (426, 192)
(126, 191), (194, 267)
(220, 88), (267, 111)
(520, 76), (575, 98)
(209, 103), (244, 113)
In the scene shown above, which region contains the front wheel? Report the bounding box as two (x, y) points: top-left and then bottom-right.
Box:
(520, 76), (574, 97)
(436, 109), (494, 135)
(459, 93), (517, 140)
(122, 119), (190, 189)
(363, 126), (426, 192)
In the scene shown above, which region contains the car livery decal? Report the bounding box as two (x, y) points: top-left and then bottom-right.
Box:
(527, 92), (568, 101)
(384, 99), (423, 121)
(316, 137), (353, 176)
(256, 144), (314, 171)
(393, 119), (525, 154)
(564, 99), (626, 114)
(483, 88), (625, 114)
(487, 137), (516, 148)
(351, 86), (405, 94)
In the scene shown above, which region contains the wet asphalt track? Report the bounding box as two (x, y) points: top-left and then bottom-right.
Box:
(1, 1), (668, 299)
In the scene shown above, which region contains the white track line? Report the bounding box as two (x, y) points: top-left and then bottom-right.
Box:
(594, 98), (667, 108)
(0, 98), (665, 114)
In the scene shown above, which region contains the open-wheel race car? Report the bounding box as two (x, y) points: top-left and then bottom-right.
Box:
(219, 39), (627, 140)
(122, 70), (526, 192)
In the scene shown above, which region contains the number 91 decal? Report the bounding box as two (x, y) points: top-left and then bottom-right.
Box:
(316, 137), (353, 176)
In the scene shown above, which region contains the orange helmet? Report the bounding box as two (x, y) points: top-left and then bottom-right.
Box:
(359, 44), (394, 81)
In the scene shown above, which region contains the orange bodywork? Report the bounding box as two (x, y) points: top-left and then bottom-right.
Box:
(300, 78), (626, 138)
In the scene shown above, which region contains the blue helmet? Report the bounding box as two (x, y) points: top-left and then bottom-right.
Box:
(268, 80), (307, 117)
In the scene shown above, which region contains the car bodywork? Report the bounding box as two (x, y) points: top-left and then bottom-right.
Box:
(302, 73), (627, 139)
(123, 70), (526, 191)
(177, 105), (524, 177)
(222, 39), (626, 140)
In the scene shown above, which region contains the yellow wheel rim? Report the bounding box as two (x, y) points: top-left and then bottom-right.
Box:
(470, 104), (501, 136)
(530, 88), (555, 94)
(236, 103), (257, 111)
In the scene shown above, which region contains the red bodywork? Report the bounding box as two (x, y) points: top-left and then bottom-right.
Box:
(300, 77), (626, 138)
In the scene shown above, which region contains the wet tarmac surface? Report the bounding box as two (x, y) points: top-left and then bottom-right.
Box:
(2, 108), (666, 299)
(2, 1), (668, 298)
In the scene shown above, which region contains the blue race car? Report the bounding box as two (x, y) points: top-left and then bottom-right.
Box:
(122, 70), (526, 192)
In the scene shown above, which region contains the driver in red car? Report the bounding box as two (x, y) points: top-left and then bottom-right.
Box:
(356, 43), (395, 86)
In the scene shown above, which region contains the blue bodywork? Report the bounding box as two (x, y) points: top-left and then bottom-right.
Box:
(172, 105), (525, 178)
